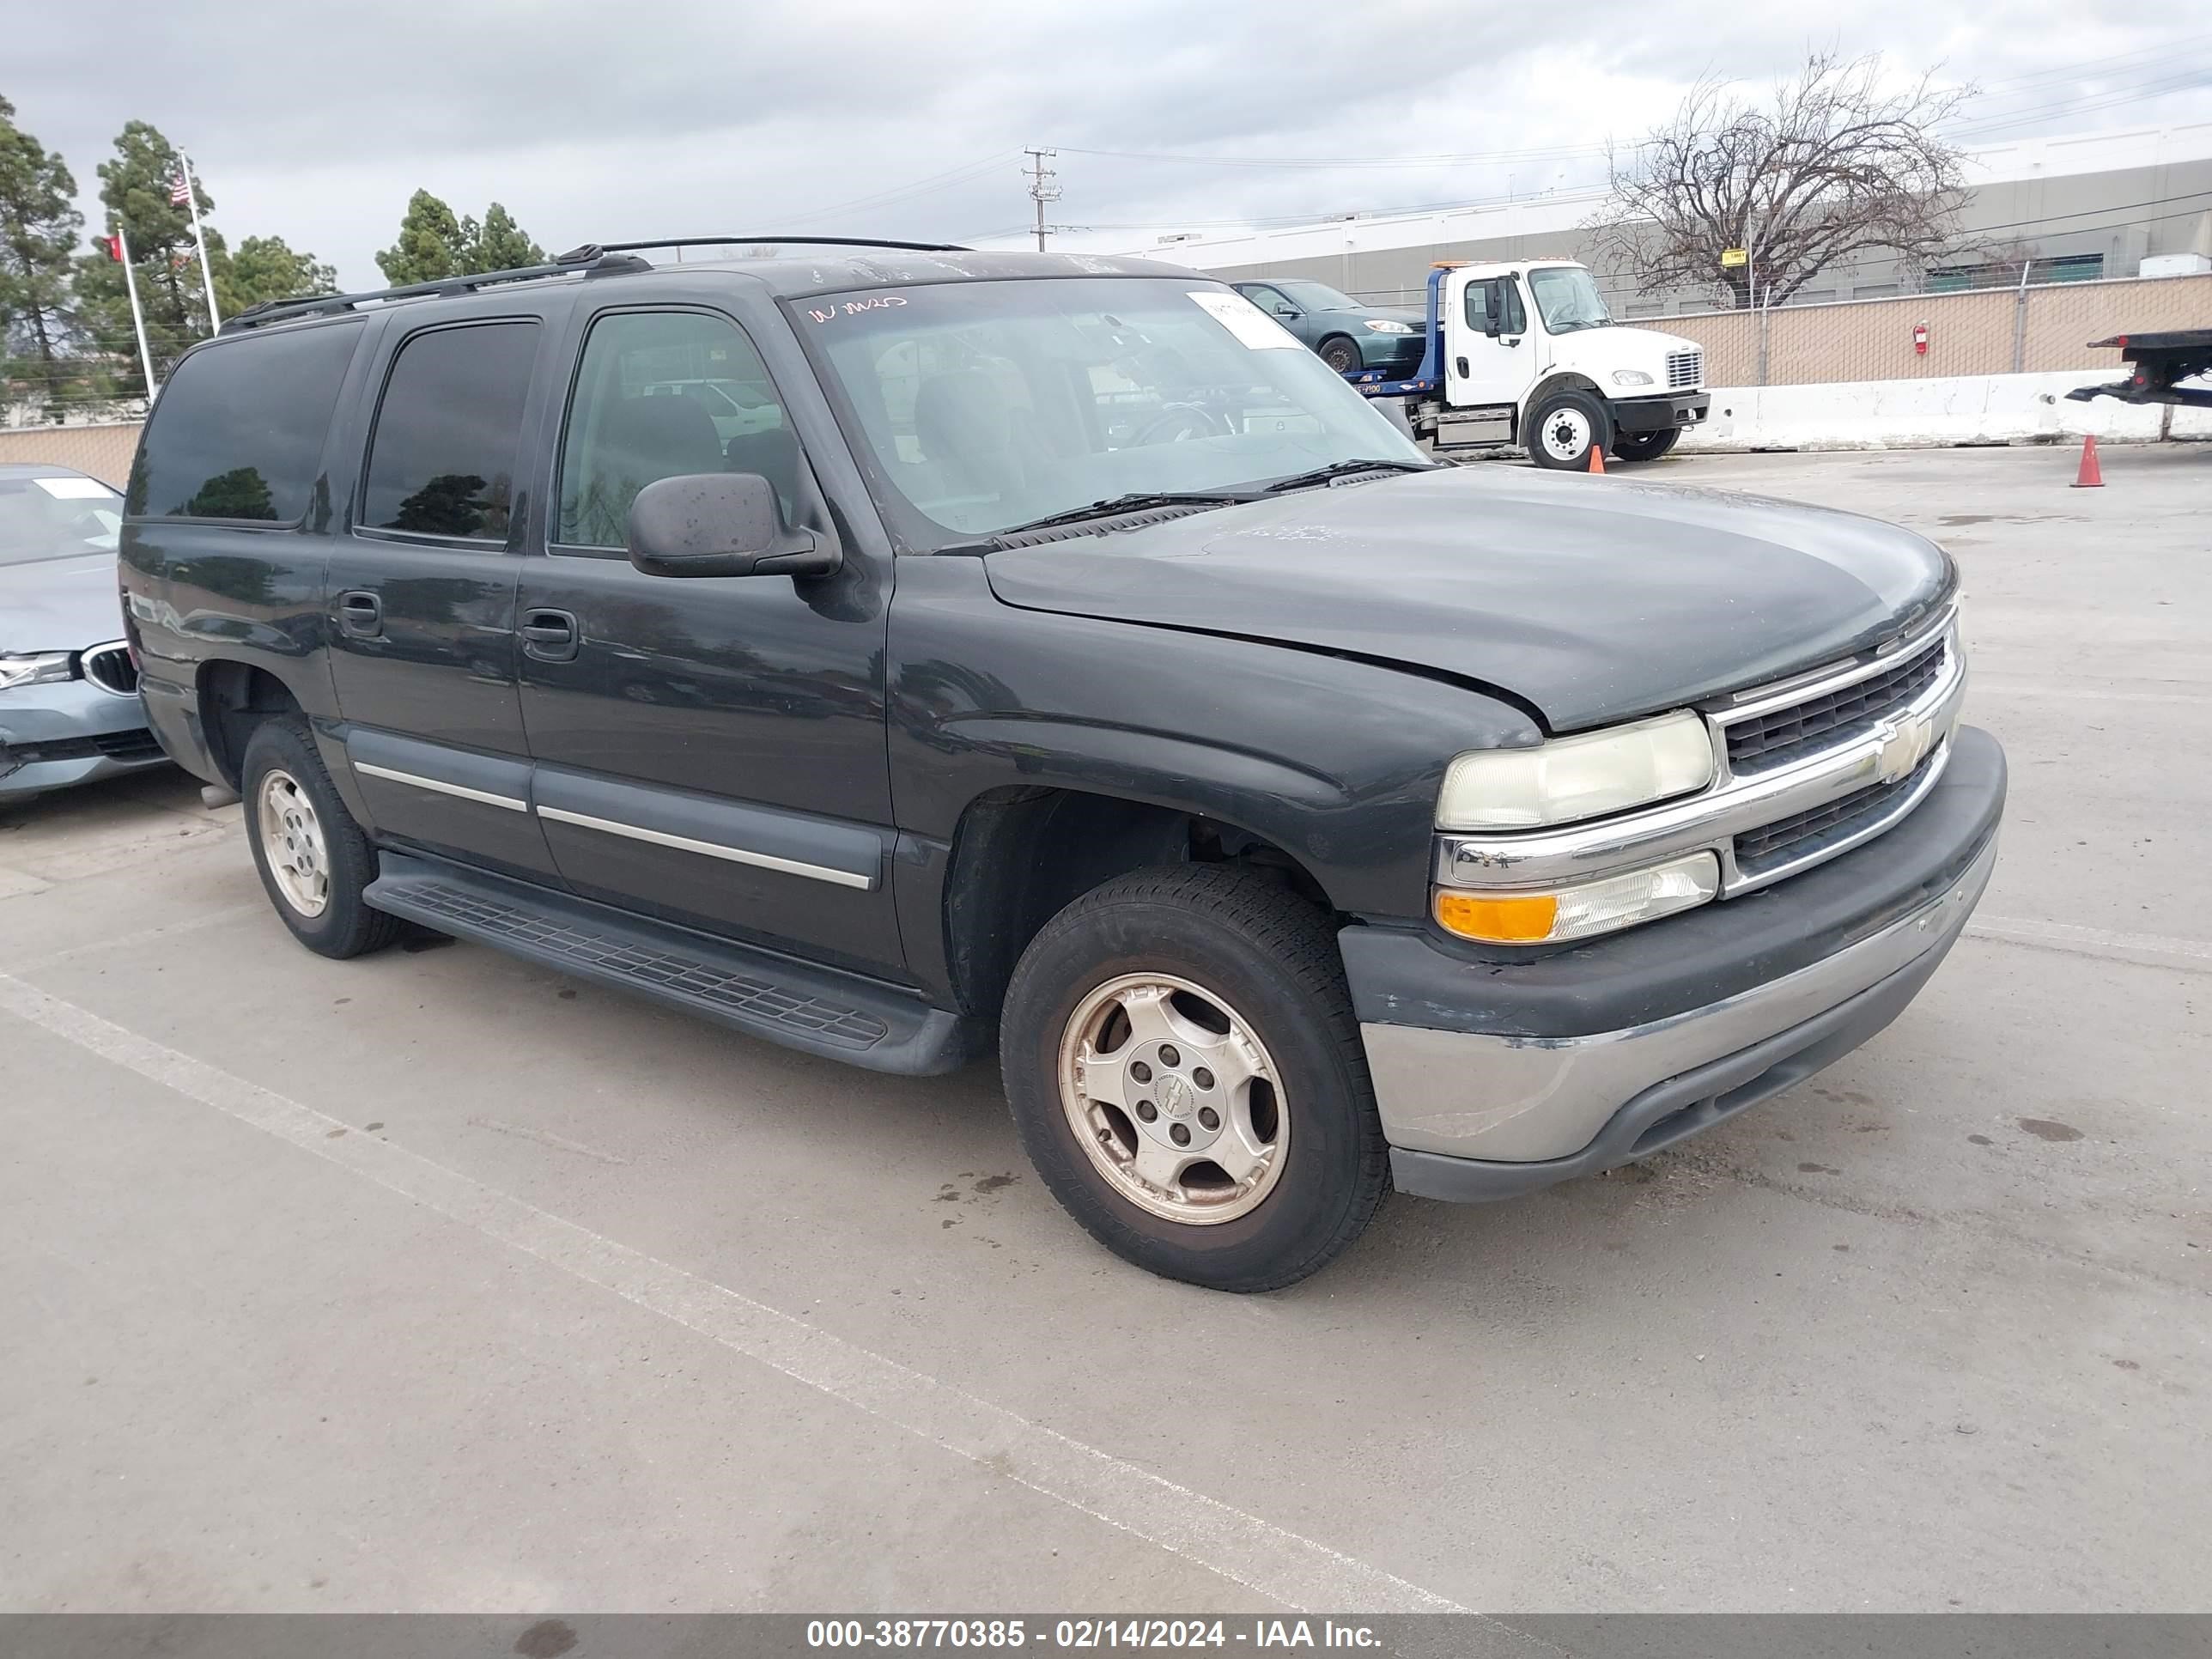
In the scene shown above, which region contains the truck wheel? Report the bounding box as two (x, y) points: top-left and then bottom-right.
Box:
(1525, 387), (1611, 470)
(240, 716), (402, 960)
(1317, 336), (1360, 374)
(1000, 865), (1389, 1292)
(1611, 428), (1680, 464)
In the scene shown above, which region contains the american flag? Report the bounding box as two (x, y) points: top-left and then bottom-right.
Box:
(169, 169), (192, 208)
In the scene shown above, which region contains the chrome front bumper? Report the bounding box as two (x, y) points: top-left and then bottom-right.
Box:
(1370, 827), (1995, 1177)
(1345, 720), (2006, 1198)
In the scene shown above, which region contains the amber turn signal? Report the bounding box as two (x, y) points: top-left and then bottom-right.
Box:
(1432, 890), (1559, 944)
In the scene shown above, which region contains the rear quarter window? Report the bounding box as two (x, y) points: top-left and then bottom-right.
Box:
(126, 321), (363, 523)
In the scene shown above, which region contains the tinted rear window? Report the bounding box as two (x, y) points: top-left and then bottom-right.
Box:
(127, 322), (362, 522)
(362, 322), (539, 541)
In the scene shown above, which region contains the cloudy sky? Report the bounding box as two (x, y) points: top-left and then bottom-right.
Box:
(8, 1), (2211, 289)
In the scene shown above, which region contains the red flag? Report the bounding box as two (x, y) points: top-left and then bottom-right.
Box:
(104, 233), (124, 261)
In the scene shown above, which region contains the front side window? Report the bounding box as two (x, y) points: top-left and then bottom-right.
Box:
(804, 276), (1425, 548)
(1465, 277), (1527, 337)
(126, 321), (362, 522)
(1526, 266), (1613, 335)
(362, 321), (539, 541)
(557, 311), (791, 550)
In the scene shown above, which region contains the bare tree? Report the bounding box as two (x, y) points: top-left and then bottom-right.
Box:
(1591, 52), (1974, 310)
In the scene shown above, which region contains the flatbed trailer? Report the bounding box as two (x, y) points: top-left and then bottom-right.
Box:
(2064, 330), (2212, 409)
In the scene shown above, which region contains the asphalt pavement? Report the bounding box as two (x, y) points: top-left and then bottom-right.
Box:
(3, 443), (2205, 1615)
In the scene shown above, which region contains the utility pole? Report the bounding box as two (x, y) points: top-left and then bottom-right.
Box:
(1024, 148), (1060, 251)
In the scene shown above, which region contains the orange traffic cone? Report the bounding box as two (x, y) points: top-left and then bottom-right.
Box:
(2072, 434), (2103, 488)
(1588, 444), (1606, 475)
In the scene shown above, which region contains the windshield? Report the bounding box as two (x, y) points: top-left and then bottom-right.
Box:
(1527, 266), (1613, 334)
(0, 474), (123, 567)
(1274, 280), (1358, 312)
(803, 277), (1427, 547)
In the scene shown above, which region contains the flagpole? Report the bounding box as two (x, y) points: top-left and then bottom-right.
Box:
(179, 153), (221, 331)
(115, 222), (160, 397)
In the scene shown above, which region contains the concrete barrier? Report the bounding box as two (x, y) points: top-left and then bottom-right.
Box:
(1680, 369), (2212, 453)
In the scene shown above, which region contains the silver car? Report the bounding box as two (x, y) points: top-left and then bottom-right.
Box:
(0, 463), (167, 799)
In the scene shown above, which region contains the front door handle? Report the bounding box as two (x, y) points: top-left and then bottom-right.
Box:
(1455, 356), (1469, 378)
(520, 608), (580, 663)
(335, 590), (382, 638)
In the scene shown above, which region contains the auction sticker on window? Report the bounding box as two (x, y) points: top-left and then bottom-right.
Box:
(33, 476), (112, 498)
(1187, 290), (1302, 349)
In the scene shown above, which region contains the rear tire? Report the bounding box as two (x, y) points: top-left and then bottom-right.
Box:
(1524, 387), (1611, 470)
(1000, 865), (1388, 1292)
(1611, 427), (1680, 464)
(1317, 336), (1361, 374)
(240, 716), (402, 960)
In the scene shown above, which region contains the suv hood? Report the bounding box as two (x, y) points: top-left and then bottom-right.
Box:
(979, 467), (1952, 732)
(0, 551), (125, 656)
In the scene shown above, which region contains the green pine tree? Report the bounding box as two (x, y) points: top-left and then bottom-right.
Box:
(377, 191), (546, 284)
(215, 234), (337, 316)
(0, 94), (85, 412)
(70, 120), (211, 394)
(461, 203), (544, 273)
(375, 188), (466, 285)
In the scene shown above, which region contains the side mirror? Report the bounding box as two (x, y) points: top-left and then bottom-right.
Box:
(626, 472), (839, 580)
(1480, 295), (1503, 338)
(1274, 305), (1303, 320)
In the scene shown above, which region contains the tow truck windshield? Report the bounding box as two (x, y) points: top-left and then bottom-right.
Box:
(1528, 265), (1615, 335)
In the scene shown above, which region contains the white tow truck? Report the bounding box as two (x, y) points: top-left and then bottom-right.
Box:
(1344, 259), (1711, 469)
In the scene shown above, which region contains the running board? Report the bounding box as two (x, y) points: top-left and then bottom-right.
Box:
(365, 853), (984, 1076)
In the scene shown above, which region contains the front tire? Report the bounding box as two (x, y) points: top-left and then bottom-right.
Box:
(1524, 387), (1611, 470)
(240, 716), (401, 959)
(1316, 336), (1361, 374)
(1611, 427), (1680, 464)
(1000, 866), (1388, 1292)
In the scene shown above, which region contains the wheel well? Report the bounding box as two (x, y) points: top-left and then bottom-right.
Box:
(1521, 371), (1603, 421)
(198, 661), (302, 788)
(1316, 332), (1358, 359)
(940, 787), (1334, 1021)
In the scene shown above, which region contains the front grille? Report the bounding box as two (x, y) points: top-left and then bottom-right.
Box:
(1734, 754), (1936, 873)
(1667, 349), (1702, 389)
(81, 642), (138, 696)
(0, 729), (164, 766)
(1726, 637), (1947, 775)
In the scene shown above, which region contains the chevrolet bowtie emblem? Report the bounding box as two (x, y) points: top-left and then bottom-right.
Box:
(1873, 713), (1936, 783)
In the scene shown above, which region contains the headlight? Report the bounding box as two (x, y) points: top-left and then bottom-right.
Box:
(1362, 319), (1415, 335)
(1612, 368), (1655, 387)
(0, 652), (75, 690)
(1435, 851), (1720, 944)
(1437, 711), (1715, 830)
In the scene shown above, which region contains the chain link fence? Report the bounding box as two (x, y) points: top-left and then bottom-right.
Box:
(1657, 271), (2212, 387)
(0, 421), (143, 486)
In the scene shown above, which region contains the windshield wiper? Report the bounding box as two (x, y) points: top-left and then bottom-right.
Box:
(1261, 458), (1434, 494)
(988, 490), (1261, 537)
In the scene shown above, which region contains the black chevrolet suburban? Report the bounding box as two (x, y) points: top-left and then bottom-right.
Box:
(118, 239), (2004, 1291)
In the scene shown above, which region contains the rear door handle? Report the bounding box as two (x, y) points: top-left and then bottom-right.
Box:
(335, 590), (382, 638)
(520, 608), (580, 663)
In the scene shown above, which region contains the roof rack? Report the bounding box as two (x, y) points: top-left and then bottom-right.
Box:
(586, 235), (972, 257)
(221, 235), (975, 335)
(222, 245), (648, 333)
